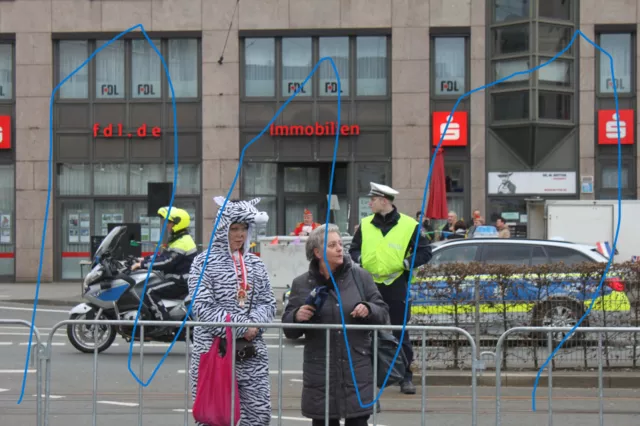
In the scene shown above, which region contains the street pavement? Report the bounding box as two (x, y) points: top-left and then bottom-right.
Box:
(1, 302), (640, 425)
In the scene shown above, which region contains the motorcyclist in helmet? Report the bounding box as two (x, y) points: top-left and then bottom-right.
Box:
(131, 206), (198, 321)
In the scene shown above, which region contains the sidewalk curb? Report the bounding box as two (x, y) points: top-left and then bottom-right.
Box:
(412, 372), (640, 388)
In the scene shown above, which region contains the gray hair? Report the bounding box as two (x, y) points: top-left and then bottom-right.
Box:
(305, 223), (341, 261)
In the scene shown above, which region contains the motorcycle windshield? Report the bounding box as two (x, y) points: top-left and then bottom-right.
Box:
(94, 226), (127, 260)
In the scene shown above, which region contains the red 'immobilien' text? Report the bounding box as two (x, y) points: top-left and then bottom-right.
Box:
(269, 121), (360, 137)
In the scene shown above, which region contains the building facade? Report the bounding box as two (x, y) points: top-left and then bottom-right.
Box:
(0, 0), (637, 281)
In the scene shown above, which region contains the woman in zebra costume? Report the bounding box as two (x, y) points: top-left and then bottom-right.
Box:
(188, 196), (276, 426)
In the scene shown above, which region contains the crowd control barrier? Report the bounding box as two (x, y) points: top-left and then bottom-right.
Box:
(0, 320), (45, 426)
(36, 319), (477, 426)
(10, 318), (640, 426)
(493, 326), (640, 426)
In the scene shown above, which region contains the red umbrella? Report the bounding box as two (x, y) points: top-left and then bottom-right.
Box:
(426, 147), (448, 220)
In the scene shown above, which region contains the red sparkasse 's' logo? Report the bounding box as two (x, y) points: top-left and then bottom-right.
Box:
(93, 123), (162, 139)
(597, 109), (634, 145)
(0, 115), (11, 150)
(432, 111), (467, 147)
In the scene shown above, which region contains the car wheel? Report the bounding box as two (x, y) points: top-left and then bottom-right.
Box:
(532, 299), (587, 348)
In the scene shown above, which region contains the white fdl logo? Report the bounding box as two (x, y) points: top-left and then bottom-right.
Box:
(605, 113), (626, 139)
(439, 115), (460, 140)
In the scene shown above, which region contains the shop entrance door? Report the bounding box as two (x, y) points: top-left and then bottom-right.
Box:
(59, 200), (93, 280)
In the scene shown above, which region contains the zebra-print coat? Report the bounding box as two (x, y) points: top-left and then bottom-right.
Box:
(188, 197), (276, 426)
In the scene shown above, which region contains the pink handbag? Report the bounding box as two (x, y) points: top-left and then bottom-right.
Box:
(193, 314), (241, 425)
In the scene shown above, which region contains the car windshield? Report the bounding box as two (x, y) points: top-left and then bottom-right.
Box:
(94, 226), (127, 259)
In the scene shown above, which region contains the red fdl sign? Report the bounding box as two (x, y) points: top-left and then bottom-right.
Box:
(0, 115), (11, 150)
(598, 109), (634, 145)
(93, 123), (162, 139)
(432, 111), (467, 147)
(269, 121), (360, 137)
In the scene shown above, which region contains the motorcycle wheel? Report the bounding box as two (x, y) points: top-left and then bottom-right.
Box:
(67, 312), (117, 354)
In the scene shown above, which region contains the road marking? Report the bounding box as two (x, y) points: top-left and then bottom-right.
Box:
(0, 332), (65, 337)
(176, 369), (303, 375)
(97, 400), (139, 407)
(0, 388), (8, 392)
(0, 342), (13, 346)
(0, 369), (35, 373)
(33, 394), (65, 399)
(0, 295), (10, 298)
(19, 342), (65, 346)
(290, 378), (303, 383)
(0, 306), (70, 314)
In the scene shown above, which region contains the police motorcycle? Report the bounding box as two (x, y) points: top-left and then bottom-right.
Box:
(67, 225), (194, 353)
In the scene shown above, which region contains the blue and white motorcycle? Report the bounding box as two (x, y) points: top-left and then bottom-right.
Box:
(67, 225), (195, 353)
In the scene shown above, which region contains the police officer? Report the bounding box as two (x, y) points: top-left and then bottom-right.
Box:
(349, 183), (432, 395)
(132, 206), (198, 321)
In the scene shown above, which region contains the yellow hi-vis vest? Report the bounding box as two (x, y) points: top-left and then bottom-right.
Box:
(360, 213), (417, 285)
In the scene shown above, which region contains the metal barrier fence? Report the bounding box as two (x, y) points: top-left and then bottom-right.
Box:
(6, 318), (640, 426)
(493, 326), (640, 426)
(37, 319), (477, 426)
(0, 319), (45, 426)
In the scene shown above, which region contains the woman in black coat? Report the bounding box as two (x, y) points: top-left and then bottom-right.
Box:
(282, 224), (389, 426)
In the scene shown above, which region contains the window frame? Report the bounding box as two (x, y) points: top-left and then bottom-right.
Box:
(0, 41), (15, 102)
(595, 32), (635, 97)
(54, 37), (201, 103)
(431, 35), (470, 98)
(595, 156), (637, 199)
(239, 34), (391, 102)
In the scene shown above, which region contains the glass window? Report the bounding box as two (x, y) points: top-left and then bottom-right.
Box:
(58, 40), (89, 99)
(482, 243), (532, 265)
(494, 59), (530, 85)
(430, 245), (480, 266)
(445, 164), (465, 193)
(598, 33), (632, 94)
(93, 163), (127, 195)
(319, 37), (349, 97)
(57, 164), (91, 195)
(168, 39), (198, 98)
(531, 246), (548, 265)
(61, 202), (91, 280)
(243, 163), (277, 195)
(0, 164), (14, 276)
(166, 163), (200, 195)
(357, 163), (388, 193)
(538, 24), (573, 55)
(284, 167), (320, 192)
(601, 164), (630, 189)
(132, 39), (161, 99)
(255, 196), (276, 236)
(244, 38), (275, 97)
(434, 37), (466, 96)
(539, 0), (570, 20)
(492, 91), (529, 121)
(544, 246), (592, 266)
(94, 201), (126, 236)
(493, 25), (529, 56)
(130, 163), (164, 195)
(494, 0), (529, 23)
(285, 199), (320, 234)
(538, 91), (571, 120)
(356, 36), (387, 96)
(0, 44), (12, 100)
(95, 40), (125, 99)
(538, 58), (572, 87)
(282, 37), (312, 98)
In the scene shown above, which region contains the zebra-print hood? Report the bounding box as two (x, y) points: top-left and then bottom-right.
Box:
(211, 196), (269, 256)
